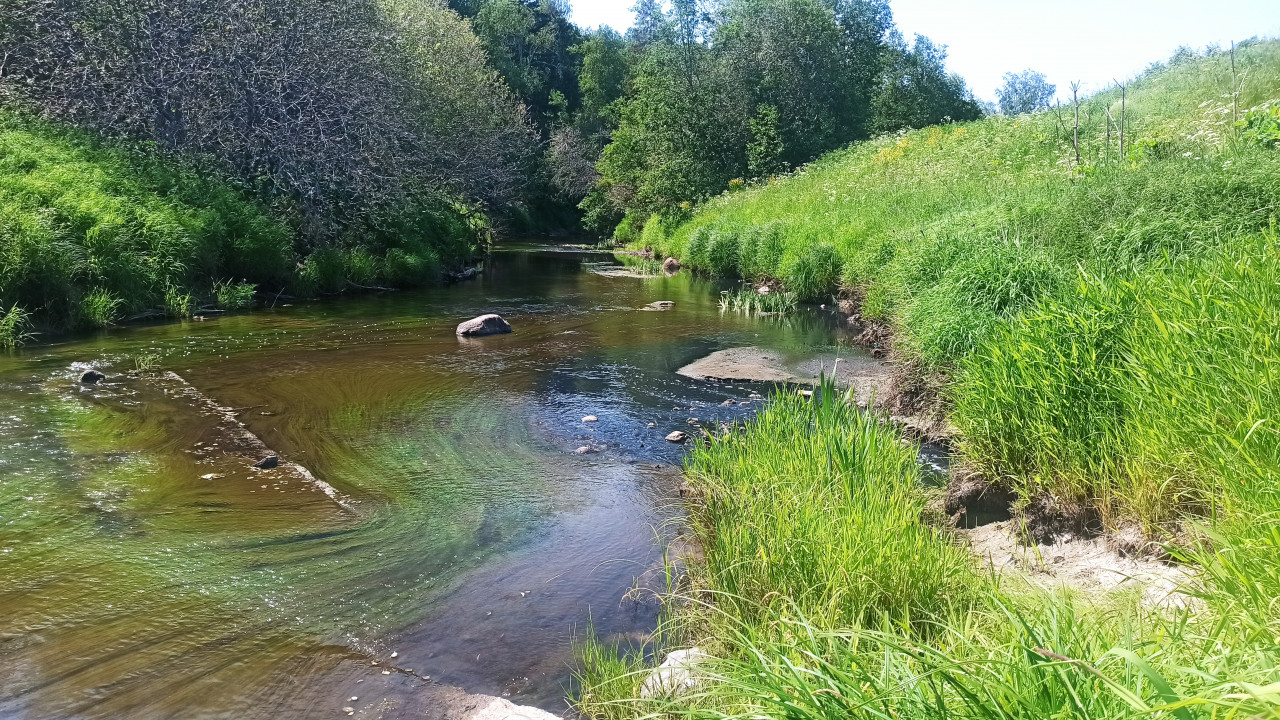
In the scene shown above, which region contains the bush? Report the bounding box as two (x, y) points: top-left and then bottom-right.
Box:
(0, 305), (31, 349)
(706, 229), (741, 277)
(782, 242), (842, 301)
(383, 247), (441, 287)
(213, 280), (256, 311)
(79, 289), (122, 328)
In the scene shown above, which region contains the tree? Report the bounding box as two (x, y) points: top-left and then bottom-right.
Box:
(996, 69), (1055, 116)
(1, 0), (536, 241)
(872, 33), (983, 132)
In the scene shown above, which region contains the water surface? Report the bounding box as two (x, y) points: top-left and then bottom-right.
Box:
(0, 247), (863, 718)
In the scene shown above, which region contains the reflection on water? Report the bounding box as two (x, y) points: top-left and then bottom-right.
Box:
(0, 247), (873, 719)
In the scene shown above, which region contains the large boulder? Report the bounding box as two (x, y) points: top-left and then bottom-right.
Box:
(456, 314), (512, 337)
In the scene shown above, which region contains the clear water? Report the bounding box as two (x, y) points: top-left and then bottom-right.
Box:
(0, 246), (883, 718)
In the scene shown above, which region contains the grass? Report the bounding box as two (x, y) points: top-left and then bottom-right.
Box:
(633, 39), (1280, 532)
(576, 379), (1280, 720)
(0, 109), (472, 340)
(717, 288), (797, 314)
(579, 40), (1280, 720)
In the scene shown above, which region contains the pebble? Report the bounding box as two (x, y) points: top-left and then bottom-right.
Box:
(647, 422), (656, 428)
(575, 446), (591, 454)
(350, 697), (358, 701)
(390, 652), (397, 658)
(382, 670), (391, 675)
(343, 707), (354, 713)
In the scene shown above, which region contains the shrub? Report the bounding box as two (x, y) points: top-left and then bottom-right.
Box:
(213, 280), (256, 311)
(79, 289), (122, 328)
(737, 222), (786, 279)
(706, 229), (741, 277)
(0, 305), (30, 349)
(782, 242), (842, 301)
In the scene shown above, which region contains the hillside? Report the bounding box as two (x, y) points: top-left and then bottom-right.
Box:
(576, 40), (1280, 720)
(639, 39), (1280, 532)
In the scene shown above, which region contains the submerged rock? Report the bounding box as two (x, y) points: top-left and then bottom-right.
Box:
(648, 300), (675, 309)
(79, 369), (106, 385)
(582, 415), (598, 422)
(640, 648), (709, 698)
(253, 455), (280, 469)
(456, 314), (512, 337)
(665, 431), (687, 443)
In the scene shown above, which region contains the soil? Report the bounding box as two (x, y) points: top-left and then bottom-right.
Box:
(957, 521), (1191, 608)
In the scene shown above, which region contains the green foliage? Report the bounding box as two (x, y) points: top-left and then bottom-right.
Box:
(718, 288), (797, 314)
(163, 284), (193, 319)
(79, 289), (122, 328)
(687, 377), (978, 629)
(0, 305), (31, 349)
(997, 69), (1056, 115)
(706, 230), (741, 277)
(746, 105), (784, 177)
(587, 0), (976, 226)
(0, 111), (290, 329)
(1238, 104), (1280, 149)
(212, 280), (256, 311)
(782, 243), (842, 301)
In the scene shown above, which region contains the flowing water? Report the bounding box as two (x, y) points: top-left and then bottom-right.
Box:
(0, 246), (898, 719)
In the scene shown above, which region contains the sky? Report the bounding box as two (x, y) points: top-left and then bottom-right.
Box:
(567, 0), (1280, 102)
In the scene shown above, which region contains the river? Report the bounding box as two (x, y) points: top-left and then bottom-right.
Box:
(0, 245), (880, 719)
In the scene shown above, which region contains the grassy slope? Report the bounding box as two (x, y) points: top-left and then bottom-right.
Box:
(641, 40), (1280, 529)
(0, 111), (293, 337)
(0, 110), (474, 342)
(575, 42), (1280, 720)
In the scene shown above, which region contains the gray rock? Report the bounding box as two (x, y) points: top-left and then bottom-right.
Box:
(662, 257), (681, 273)
(456, 314), (513, 337)
(665, 431), (687, 443)
(79, 370), (106, 385)
(640, 648), (709, 698)
(253, 455), (280, 469)
(647, 301), (675, 310)
(575, 446), (592, 455)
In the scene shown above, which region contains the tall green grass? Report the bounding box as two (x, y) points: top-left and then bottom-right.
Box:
(635, 39), (1280, 530)
(0, 110), (291, 330)
(576, 385), (1280, 720)
(578, 40), (1280, 720)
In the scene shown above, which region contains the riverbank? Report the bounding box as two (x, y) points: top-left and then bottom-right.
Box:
(574, 376), (1280, 719)
(630, 39), (1280, 538)
(0, 110), (476, 345)
(574, 39), (1280, 720)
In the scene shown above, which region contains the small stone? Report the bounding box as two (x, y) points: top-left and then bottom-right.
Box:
(342, 707), (354, 714)
(381, 670), (390, 675)
(647, 301), (675, 310)
(666, 431), (687, 443)
(738, 401), (750, 405)
(582, 415), (598, 422)
(720, 400), (734, 406)
(253, 455), (279, 469)
(575, 446), (592, 454)
(647, 422), (656, 428)
(350, 697), (358, 701)
(390, 652), (397, 658)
